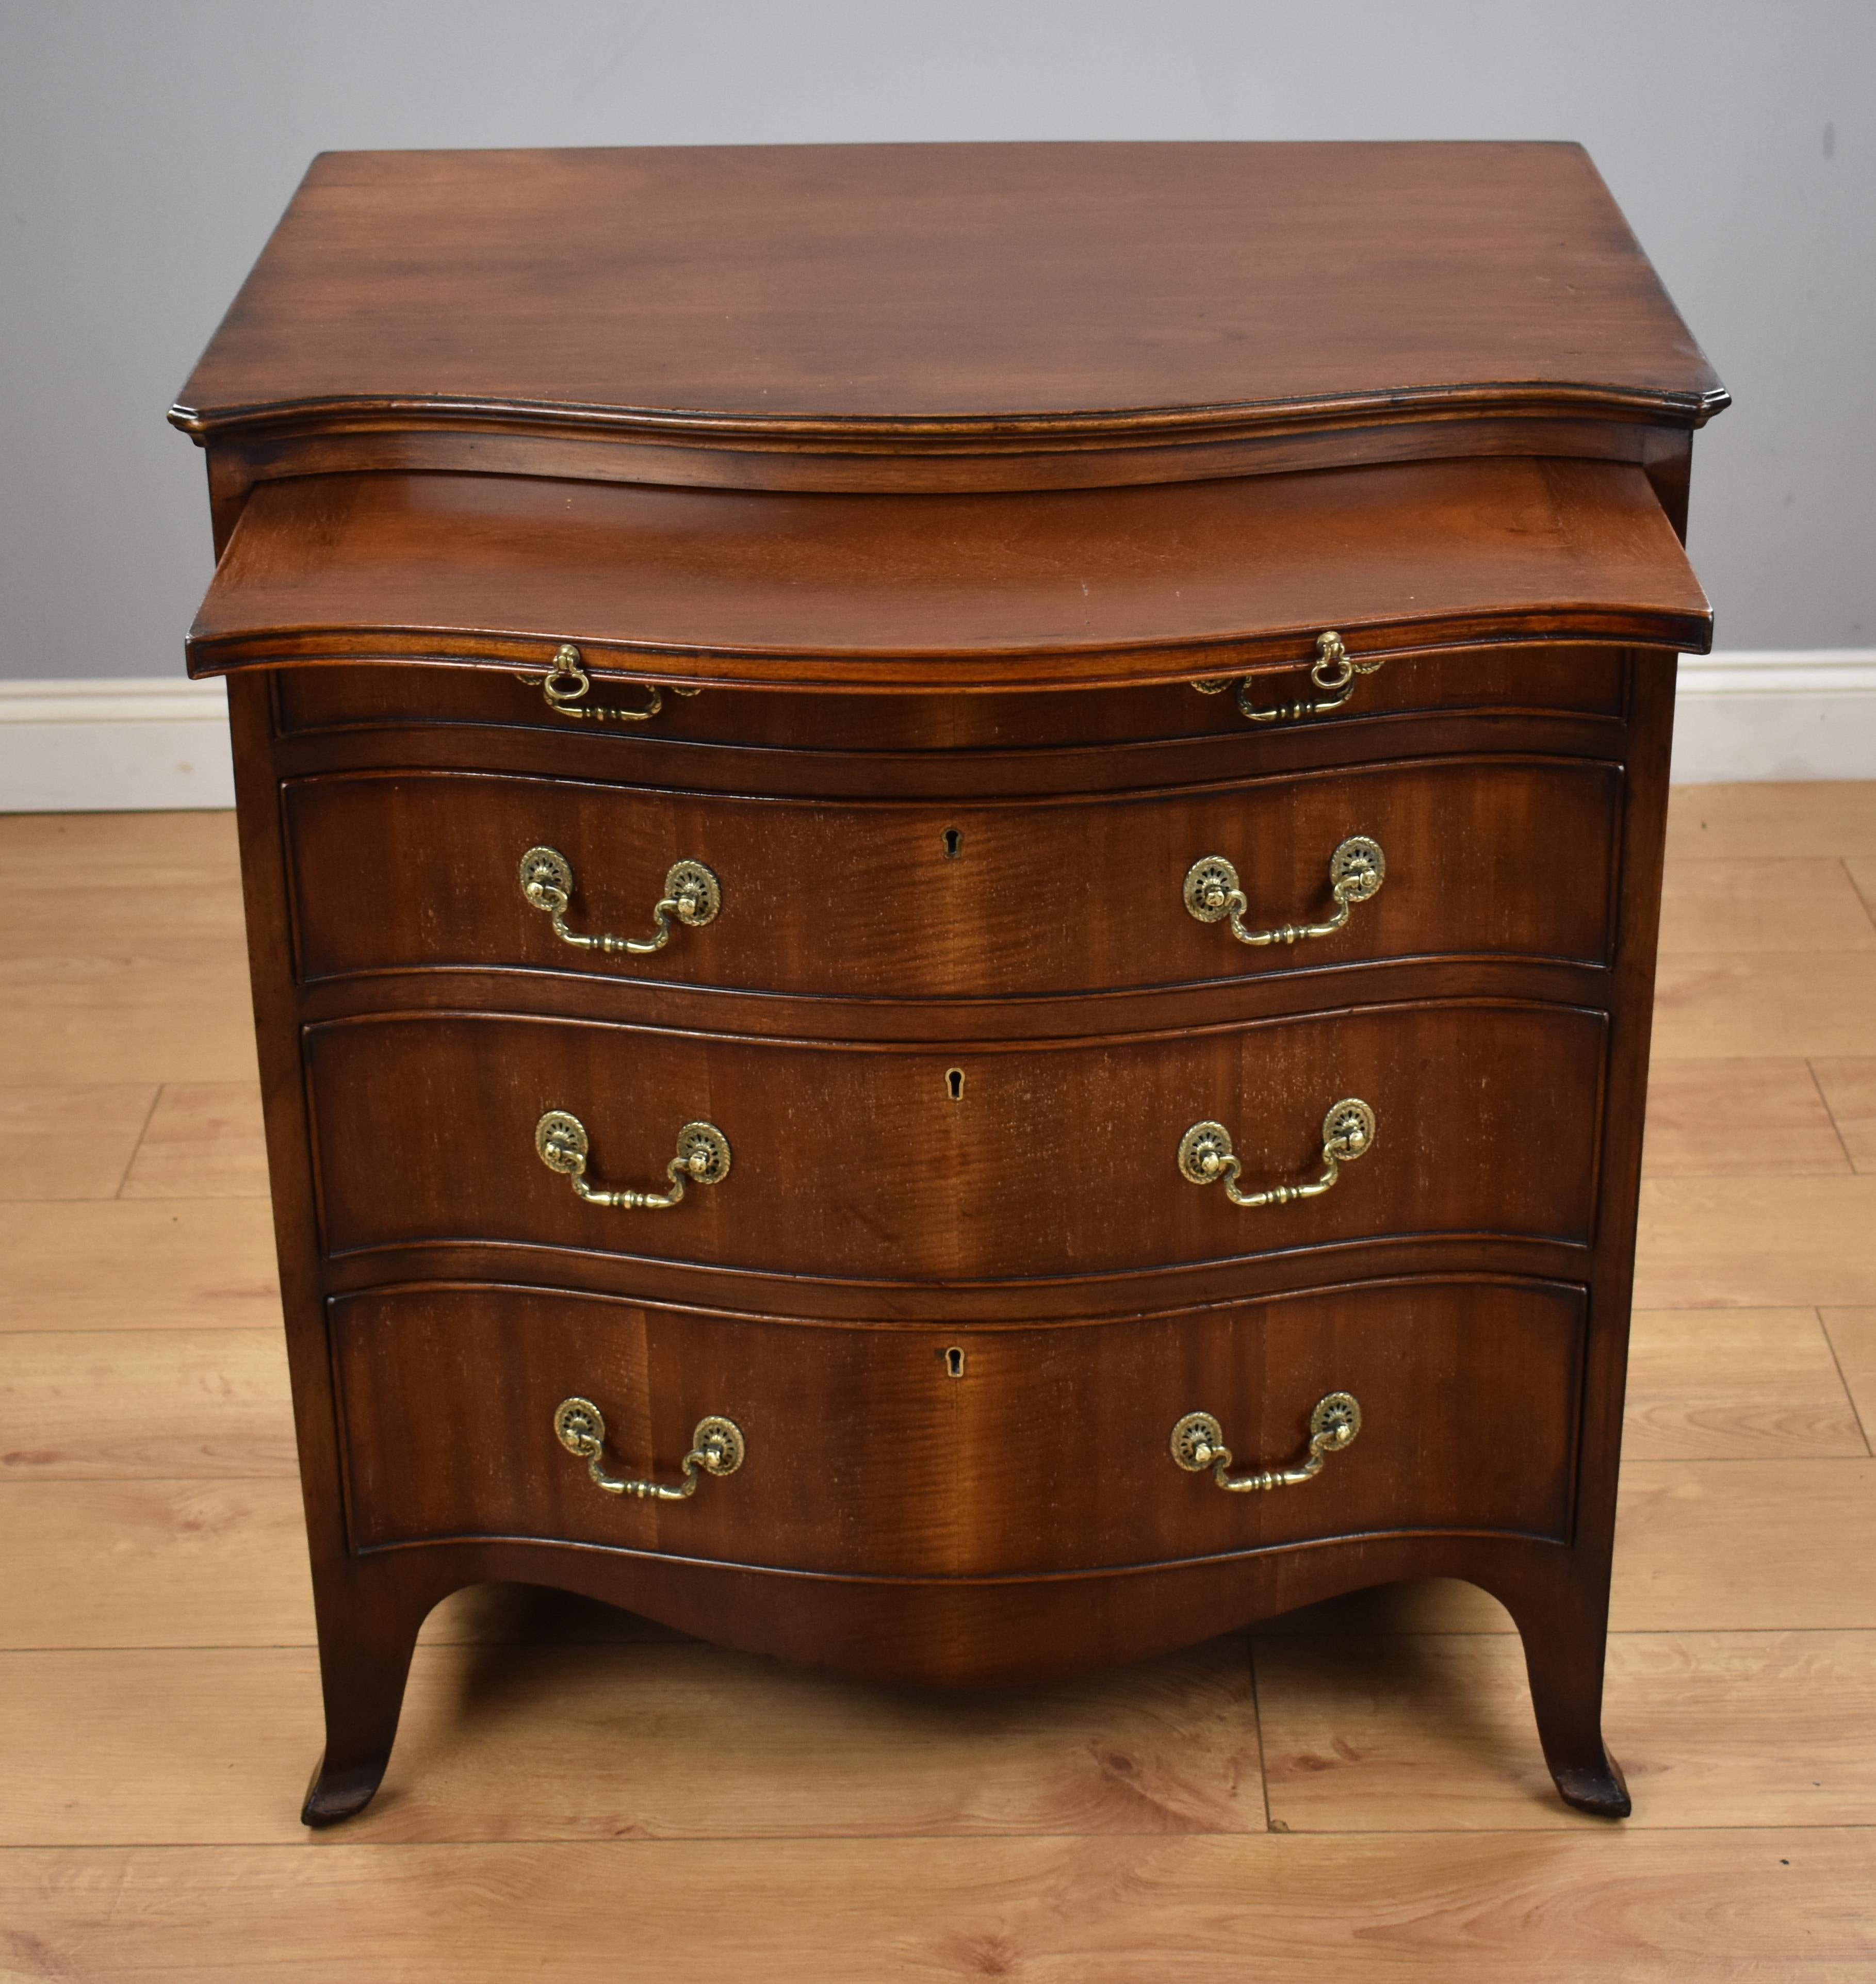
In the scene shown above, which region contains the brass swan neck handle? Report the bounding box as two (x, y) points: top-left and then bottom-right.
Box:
(1192, 631), (1385, 724)
(519, 846), (721, 958)
(517, 642), (703, 726)
(553, 1396), (744, 1500)
(1178, 1100), (1376, 1208)
(1184, 837), (1384, 948)
(535, 1110), (731, 1210)
(1171, 1393), (1362, 1492)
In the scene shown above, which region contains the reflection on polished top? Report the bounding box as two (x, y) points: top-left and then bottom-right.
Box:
(171, 142), (1725, 451)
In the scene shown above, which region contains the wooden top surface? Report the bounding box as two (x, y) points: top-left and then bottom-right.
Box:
(172, 143), (1724, 451)
(188, 456), (1710, 688)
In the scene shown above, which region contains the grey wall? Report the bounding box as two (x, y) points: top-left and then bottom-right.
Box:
(2, 0), (1870, 681)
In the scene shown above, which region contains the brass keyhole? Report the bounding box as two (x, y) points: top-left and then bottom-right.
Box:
(946, 1068), (966, 1101)
(941, 828), (964, 859)
(945, 1347), (966, 1378)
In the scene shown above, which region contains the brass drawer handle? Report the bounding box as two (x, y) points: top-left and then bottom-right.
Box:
(553, 1395), (745, 1500)
(1193, 631), (1384, 723)
(1178, 1100), (1375, 1207)
(519, 846), (722, 957)
(535, 1110), (731, 1209)
(1184, 836), (1384, 947)
(518, 643), (702, 725)
(1170, 1392), (1361, 1492)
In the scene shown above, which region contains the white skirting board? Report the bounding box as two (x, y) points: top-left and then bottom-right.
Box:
(0, 678), (236, 811)
(1670, 652), (1876, 782)
(3, 655), (1876, 809)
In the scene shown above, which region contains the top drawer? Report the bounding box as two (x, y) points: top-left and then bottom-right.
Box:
(281, 755), (1622, 997)
(270, 646), (1630, 750)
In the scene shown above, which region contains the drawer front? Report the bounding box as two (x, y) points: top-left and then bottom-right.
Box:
(284, 757), (1621, 995)
(332, 1279), (1584, 1573)
(305, 1003), (1605, 1277)
(273, 651), (1628, 749)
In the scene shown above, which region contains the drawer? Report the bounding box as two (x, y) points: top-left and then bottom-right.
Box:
(305, 1002), (1605, 1278)
(273, 649), (1629, 749)
(332, 1278), (1585, 1574)
(283, 757), (1621, 995)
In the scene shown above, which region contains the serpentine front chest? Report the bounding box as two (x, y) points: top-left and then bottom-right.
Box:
(171, 140), (1724, 1824)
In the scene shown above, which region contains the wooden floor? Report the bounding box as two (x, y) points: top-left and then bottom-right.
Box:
(3, 789), (1875, 1980)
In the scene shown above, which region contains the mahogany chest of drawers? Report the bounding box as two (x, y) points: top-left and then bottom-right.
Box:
(171, 141), (1724, 1824)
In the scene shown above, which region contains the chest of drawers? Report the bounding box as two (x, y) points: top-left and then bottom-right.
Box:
(172, 141), (1723, 1825)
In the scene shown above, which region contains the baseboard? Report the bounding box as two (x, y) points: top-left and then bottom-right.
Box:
(0, 677), (234, 811)
(1670, 651), (1876, 782)
(4, 657), (1875, 808)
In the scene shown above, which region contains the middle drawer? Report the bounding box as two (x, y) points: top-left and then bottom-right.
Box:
(283, 756), (1621, 997)
(304, 1000), (1606, 1279)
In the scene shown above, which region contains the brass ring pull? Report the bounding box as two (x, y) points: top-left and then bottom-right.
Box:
(1170, 1393), (1361, 1492)
(1178, 1099), (1376, 1208)
(553, 1395), (745, 1500)
(516, 643), (703, 725)
(1192, 631), (1384, 724)
(1184, 837), (1384, 948)
(519, 846), (722, 957)
(535, 1110), (731, 1209)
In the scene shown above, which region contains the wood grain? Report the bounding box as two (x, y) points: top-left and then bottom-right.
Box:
(0, 966), (257, 1085)
(1655, 858), (1876, 953)
(283, 756), (1621, 997)
(0, 1200), (280, 1332)
(331, 1281), (1584, 1578)
(1847, 858), (1876, 927)
(0, 1330), (292, 1478)
(273, 647), (1630, 751)
(0, 1503), (658, 1651)
(1665, 780), (1876, 860)
(173, 143), (1723, 440)
(1651, 954), (1876, 1060)
(0, 1636), (1262, 1846)
(1819, 1310), (1876, 1439)
(0, 808), (239, 882)
(1639, 1060), (1849, 1177)
(0, 1480), (315, 1648)
(0, 1085), (155, 1200)
(1623, 1309), (1867, 1458)
(1255, 1577), (1515, 1636)
(1634, 1176), (1876, 1308)
(189, 459), (1710, 686)
(10, 783), (1876, 1960)
(119, 1082), (269, 1199)
(1611, 1461), (1876, 1630)
(0, 814), (254, 1083)
(305, 1003), (1607, 1281)
(1807, 1058), (1876, 1172)
(4, 1832), (1868, 1983)
(1257, 1631), (1876, 1831)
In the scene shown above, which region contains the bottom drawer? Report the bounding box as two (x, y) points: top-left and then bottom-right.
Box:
(332, 1280), (1585, 1576)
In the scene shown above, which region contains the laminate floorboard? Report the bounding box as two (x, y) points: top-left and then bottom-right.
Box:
(1254, 1630), (1876, 1831)
(1640, 1059), (1849, 1176)
(1655, 856), (1876, 953)
(0, 1329), (293, 1478)
(0, 1199), (280, 1332)
(3, 1833), (1870, 1982)
(1622, 1309), (1867, 1459)
(0, 1638), (1266, 1846)
(1, 790), (1872, 1981)
(119, 1081), (269, 1199)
